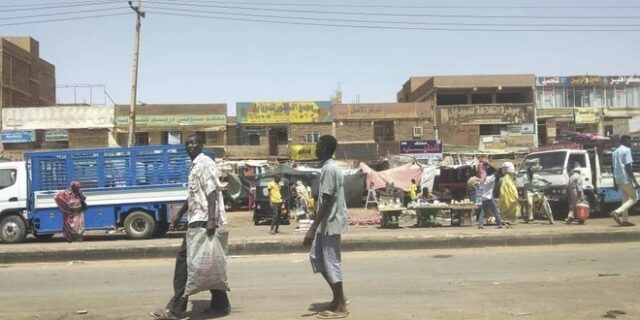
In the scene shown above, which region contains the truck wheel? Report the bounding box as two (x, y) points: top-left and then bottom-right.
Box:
(124, 211), (156, 240)
(0, 215), (27, 244)
(35, 234), (55, 241)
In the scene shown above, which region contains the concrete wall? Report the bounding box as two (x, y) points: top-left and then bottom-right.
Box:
(226, 145), (269, 159)
(68, 129), (110, 149)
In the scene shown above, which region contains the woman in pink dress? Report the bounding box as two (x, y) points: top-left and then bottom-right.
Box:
(55, 181), (87, 242)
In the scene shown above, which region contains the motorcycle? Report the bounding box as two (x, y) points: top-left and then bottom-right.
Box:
(520, 181), (554, 224)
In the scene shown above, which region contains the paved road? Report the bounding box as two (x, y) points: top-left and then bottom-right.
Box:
(1, 243), (639, 320)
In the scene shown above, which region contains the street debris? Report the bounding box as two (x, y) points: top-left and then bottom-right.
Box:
(76, 310), (88, 314)
(598, 273), (620, 277)
(602, 309), (626, 318)
(66, 260), (86, 266)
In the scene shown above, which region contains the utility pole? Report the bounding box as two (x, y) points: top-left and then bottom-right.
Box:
(127, 0), (145, 147)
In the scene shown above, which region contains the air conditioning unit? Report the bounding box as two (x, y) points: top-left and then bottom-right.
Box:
(412, 127), (423, 138)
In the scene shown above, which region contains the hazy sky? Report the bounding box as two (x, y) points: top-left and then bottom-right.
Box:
(2, 0), (640, 115)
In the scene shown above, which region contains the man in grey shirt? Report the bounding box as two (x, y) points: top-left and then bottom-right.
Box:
(303, 135), (349, 319)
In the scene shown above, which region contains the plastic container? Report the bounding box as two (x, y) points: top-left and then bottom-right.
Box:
(576, 200), (590, 221)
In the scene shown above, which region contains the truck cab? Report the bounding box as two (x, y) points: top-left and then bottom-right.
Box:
(516, 149), (596, 217)
(0, 161), (29, 243)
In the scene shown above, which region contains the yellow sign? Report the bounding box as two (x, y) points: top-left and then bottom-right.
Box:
(237, 101), (332, 124)
(574, 108), (597, 124)
(290, 145), (317, 161)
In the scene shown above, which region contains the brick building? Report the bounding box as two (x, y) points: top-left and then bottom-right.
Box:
(332, 102), (434, 160)
(0, 37), (55, 109)
(229, 101), (333, 160)
(398, 74), (537, 151)
(114, 104), (227, 154)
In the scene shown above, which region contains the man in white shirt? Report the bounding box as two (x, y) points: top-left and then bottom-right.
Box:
(477, 163), (503, 229)
(151, 135), (230, 319)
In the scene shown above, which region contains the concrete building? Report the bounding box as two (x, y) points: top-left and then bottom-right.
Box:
(0, 37), (55, 108)
(398, 74), (537, 151)
(535, 75), (640, 144)
(1, 106), (114, 160)
(114, 104), (227, 155)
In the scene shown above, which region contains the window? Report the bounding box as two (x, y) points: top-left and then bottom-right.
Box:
(135, 132), (149, 145)
(479, 125), (506, 136)
(0, 169), (17, 190)
(161, 131), (181, 145)
(195, 131), (207, 144)
(374, 121), (394, 142)
(306, 132), (319, 143)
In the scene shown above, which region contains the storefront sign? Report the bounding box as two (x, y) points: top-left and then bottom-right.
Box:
(537, 108), (573, 118)
(536, 77), (569, 87)
(289, 145), (317, 161)
(116, 114), (227, 127)
(570, 76), (602, 86)
(45, 129), (69, 142)
(399, 140), (442, 159)
(436, 104), (534, 126)
(236, 101), (332, 124)
(333, 102), (432, 120)
(574, 108), (597, 124)
(607, 75), (640, 86)
(1, 130), (35, 143)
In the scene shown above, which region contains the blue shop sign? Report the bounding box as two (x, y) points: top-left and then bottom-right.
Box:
(1, 130), (36, 143)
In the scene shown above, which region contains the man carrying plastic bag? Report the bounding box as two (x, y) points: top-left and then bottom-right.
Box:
(151, 135), (230, 320)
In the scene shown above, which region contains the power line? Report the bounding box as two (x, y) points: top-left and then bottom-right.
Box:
(0, 12), (130, 27)
(145, 0), (640, 19)
(145, 5), (640, 27)
(149, 10), (640, 32)
(0, 0), (121, 12)
(0, 8), (130, 21)
(151, 0), (640, 10)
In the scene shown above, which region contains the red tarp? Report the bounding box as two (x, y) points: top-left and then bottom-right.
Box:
(359, 162), (423, 191)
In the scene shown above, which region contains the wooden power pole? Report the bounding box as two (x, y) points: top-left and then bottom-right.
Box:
(127, 0), (144, 147)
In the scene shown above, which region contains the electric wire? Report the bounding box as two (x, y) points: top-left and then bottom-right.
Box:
(0, 7), (131, 21)
(144, 5), (640, 28)
(144, 0), (640, 19)
(0, 12), (130, 27)
(148, 10), (640, 32)
(0, 0), (121, 12)
(150, 0), (640, 10)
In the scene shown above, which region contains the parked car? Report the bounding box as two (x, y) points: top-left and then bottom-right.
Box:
(252, 177), (290, 226)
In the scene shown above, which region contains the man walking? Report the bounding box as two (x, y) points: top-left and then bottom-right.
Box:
(303, 135), (349, 319)
(477, 164), (503, 229)
(611, 135), (638, 227)
(269, 175), (283, 234)
(151, 135), (230, 319)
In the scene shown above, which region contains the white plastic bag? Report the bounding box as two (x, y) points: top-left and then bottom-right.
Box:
(184, 228), (230, 296)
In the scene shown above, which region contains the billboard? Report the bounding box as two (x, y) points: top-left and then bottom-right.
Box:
(236, 101), (332, 124)
(399, 140), (443, 160)
(574, 108), (597, 124)
(116, 114), (226, 128)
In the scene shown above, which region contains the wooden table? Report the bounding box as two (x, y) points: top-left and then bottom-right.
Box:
(412, 205), (451, 227)
(449, 204), (480, 226)
(378, 208), (405, 228)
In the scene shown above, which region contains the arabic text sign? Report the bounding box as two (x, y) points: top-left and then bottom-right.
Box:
(1, 130), (35, 143)
(536, 77), (569, 86)
(574, 108), (597, 124)
(237, 101), (332, 124)
(116, 114), (226, 127)
(333, 102), (432, 120)
(45, 129), (69, 142)
(607, 76), (640, 85)
(399, 140), (442, 154)
(289, 145), (317, 161)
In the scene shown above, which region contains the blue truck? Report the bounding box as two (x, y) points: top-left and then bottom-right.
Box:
(0, 145), (201, 244)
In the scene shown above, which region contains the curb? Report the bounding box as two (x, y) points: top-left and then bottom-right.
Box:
(1, 230), (639, 264)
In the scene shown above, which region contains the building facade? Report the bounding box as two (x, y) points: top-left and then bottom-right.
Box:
(115, 104), (227, 154)
(535, 75), (640, 144)
(0, 37), (55, 108)
(399, 74), (537, 151)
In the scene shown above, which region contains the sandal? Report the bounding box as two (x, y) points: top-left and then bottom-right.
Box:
(317, 310), (349, 319)
(149, 309), (179, 320)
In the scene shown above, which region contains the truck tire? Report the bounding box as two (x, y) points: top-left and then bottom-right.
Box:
(124, 211), (156, 240)
(0, 215), (27, 244)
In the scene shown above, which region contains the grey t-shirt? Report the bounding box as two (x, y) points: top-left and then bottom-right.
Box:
(317, 159), (348, 235)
